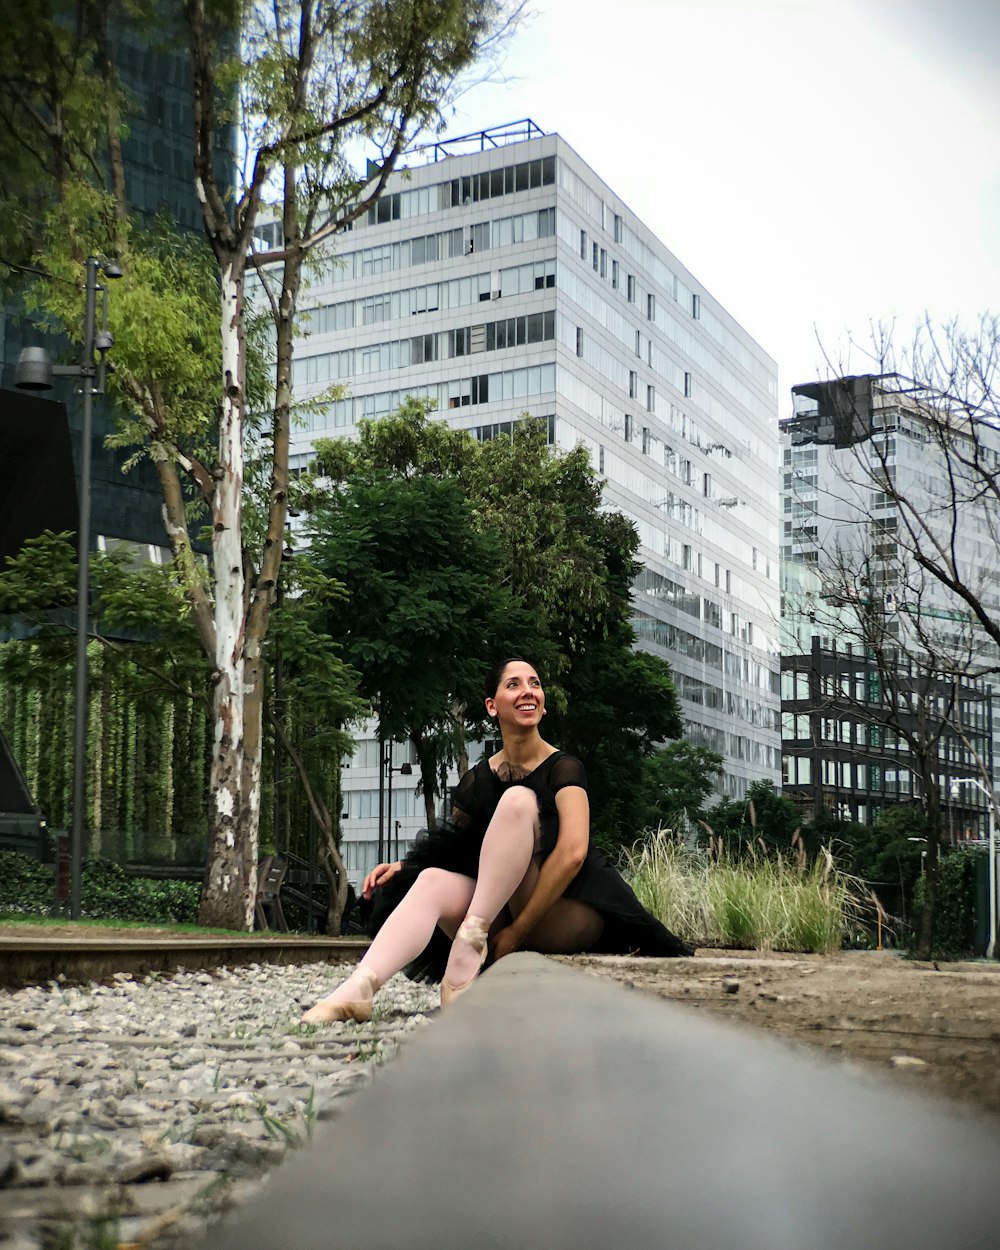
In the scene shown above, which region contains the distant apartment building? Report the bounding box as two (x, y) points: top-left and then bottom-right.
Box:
(282, 122), (781, 885)
(780, 374), (998, 836)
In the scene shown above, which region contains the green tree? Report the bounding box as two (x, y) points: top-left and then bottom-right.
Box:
(307, 470), (526, 828)
(6, 1), (517, 928)
(823, 805), (927, 930)
(313, 405), (684, 846)
(707, 780), (803, 856)
(631, 742), (724, 840)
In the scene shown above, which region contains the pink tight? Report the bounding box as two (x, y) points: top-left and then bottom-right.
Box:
(365, 785), (540, 987)
(320, 788), (604, 1010)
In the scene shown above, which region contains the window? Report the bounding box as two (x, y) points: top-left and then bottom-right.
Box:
(592, 241), (599, 272)
(703, 472), (711, 498)
(576, 327), (583, 357)
(612, 259), (619, 289)
(629, 370), (638, 399)
(635, 329), (642, 357)
(599, 248), (607, 278)
(614, 213), (623, 242)
(598, 444), (605, 473)
(725, 569), (731, 594)
(646, 384), (655, 412)
(580, 229), (587, 259)
(714, 562), (720, 588)
(624, 413), (633, 443)
(647, 293), (655, 320)
(642, 426), (651, 455)
(627, 274), (636, 303)
(692, 293), (701, 319)
(684, 371), (692, 398)
(683, 544), (693, 572)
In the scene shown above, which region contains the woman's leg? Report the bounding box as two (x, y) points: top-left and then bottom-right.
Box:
(442, 786), (539, 990)
(508, 855), (605, 954)
(303, 867), (475, 1019)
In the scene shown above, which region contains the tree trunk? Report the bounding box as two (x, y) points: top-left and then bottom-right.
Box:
(198, 262), (254, 931)
(915, 768), (944, 960)
(410, 730), (439, 830)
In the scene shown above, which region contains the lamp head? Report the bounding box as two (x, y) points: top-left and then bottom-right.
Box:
(14, 346), (55, 391)
(101, 259), (124, 280)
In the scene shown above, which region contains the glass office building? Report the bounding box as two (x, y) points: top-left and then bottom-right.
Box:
(285, 124), (782, 883)
(780, 374), (998, 834)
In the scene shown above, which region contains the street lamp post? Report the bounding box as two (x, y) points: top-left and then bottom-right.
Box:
(384, 747), (412, 864)
(15, 257), (121, 920)
(950, 777), (998, 959)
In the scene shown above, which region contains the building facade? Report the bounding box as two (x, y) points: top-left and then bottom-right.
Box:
(284, 123), (781, 886)
(780, 374), (999, 836)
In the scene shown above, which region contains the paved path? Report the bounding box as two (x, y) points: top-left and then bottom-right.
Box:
(205, 953), (1000, 1250)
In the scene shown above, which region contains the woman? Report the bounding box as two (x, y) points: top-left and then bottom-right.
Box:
(302, 658), (692, 1023)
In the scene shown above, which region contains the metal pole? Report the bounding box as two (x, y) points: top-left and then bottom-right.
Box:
(377, 725), (385, 864)
(387, 751), (394, 863)
(69, 258), (100, 920)
(988, 805), (997, 960)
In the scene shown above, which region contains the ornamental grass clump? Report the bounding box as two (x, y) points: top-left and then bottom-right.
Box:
(623, 831), (864, 954)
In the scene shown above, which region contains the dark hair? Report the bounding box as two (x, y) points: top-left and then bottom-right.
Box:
(484, 657), (539, 700)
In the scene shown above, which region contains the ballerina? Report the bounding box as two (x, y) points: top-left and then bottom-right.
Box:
(302, 657), (691, 1023)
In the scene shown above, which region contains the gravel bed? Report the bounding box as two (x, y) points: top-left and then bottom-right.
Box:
(0, 962), (436, 1249)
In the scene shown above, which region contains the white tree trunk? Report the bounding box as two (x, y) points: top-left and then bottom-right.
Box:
(199, 264), (257, 930)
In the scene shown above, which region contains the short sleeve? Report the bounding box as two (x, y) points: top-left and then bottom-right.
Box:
(548, 754), (587, 794)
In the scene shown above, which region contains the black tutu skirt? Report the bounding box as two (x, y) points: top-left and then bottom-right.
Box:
(367, 817), (694, 983)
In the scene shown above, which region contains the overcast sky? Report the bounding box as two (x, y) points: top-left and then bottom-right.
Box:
(436, 0), (1000, 416)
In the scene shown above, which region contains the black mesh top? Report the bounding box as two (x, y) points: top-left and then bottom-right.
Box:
(450, 751), (587, 853)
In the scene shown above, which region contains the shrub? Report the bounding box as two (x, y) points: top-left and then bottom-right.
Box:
(0, 851), (54, 914)
(0, 852), (200, 925)
(623, 832), (865, 953)
(81, 858), (200, 924)
(912, 846), (983, 958)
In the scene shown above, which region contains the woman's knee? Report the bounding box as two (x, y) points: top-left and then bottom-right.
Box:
(411, 866), (472, 904)
(494, 786), (540, 824)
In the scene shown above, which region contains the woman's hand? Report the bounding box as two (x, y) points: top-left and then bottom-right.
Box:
(491, 924), (525, 962)
(362, 860), (402, 900)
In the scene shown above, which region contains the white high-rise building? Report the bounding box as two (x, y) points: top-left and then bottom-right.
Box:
(282, 123), (781, 885)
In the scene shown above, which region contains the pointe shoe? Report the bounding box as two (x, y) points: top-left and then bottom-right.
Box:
(301, 965), (378, 1024)
(440, 915), (490, 1008)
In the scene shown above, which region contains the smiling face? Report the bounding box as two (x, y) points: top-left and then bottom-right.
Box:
(485, 660), (545, 732)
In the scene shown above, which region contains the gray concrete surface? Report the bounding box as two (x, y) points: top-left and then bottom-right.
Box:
(204, 952), (1000, 1250)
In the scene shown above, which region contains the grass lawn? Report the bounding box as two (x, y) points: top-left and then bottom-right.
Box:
(0, 913), (248, 937)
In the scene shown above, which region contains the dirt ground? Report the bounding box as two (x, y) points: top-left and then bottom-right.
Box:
(564, 949), (1000, 1125)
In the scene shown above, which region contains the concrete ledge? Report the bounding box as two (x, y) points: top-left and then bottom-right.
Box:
(0, 936), (370, 986)
(204, 952), (1000, 1250)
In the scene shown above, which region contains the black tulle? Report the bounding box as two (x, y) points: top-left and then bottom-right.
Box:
(367, 752), (694, 981)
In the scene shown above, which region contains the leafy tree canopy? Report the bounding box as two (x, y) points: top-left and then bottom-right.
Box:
(311, 403), (683, 844)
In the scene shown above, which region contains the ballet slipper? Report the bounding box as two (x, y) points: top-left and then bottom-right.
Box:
(301, 965), (378, 1024)
(440, 915), (490, 1007)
